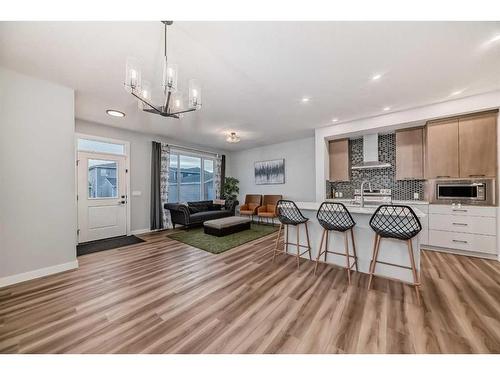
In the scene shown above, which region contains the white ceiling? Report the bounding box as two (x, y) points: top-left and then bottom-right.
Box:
(1, 21), (500, 151)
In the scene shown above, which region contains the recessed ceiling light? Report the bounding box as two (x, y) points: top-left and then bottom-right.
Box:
(383, 106), (391, 111)
(372, 74), (382, 81)
(301, 97), (310, 103)
(450, 90), (464, 96)
(487, 34), (500, 44)
(332, 118), (339, 123)
(106, 109), (125, 117)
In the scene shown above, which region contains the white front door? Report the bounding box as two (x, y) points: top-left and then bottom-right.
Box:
(77, 151), (127, 243)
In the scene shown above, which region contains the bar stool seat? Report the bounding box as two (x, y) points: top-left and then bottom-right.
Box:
(314, 202), (358, 283)
(367, 205), (422, 302)
(272, 200), (312, 269)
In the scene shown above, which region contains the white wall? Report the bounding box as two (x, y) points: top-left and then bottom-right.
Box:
(229, 137), (315, 202)
(0, 67), (77, 286)
(75, 119), (228, 233)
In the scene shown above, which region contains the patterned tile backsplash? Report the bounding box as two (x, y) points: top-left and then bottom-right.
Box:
(326, 133), (425, 201)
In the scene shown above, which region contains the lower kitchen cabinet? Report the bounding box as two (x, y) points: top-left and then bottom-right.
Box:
(425, 204), (498, 257)
(428, 230), (497, 255)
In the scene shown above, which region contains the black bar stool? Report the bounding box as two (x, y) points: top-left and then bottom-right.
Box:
(314, 202), (358, 283)
(367, 204), (422, 302)
(273, 200), (312, 269)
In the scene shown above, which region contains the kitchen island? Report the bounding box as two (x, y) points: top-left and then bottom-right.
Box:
(285, 202), (427, 284)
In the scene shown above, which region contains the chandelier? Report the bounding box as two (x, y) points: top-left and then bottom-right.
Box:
(124, 21), (202, 119)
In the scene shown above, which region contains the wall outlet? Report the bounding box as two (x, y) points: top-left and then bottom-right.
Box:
(413, 192), (419, 200)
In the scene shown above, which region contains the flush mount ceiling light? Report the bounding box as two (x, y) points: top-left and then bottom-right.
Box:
(124, 21), (202, 119)
(106, 109), (125, 117)
(332, 118), (339, 123)
(371, 74), (382, 81)
(226, 132), (241, 143)
(301, 97), (310, 103)
(383, 106), (391, 111)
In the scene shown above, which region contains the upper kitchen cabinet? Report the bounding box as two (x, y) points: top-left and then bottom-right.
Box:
(458, 112), (497, 178)
(425, 118), (459, 179)
(329, 138), (350, 181)
(396, 127), (424, 180)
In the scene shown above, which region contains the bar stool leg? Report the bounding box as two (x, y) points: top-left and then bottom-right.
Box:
(324, 231), (329, 262)
(407, 239), (421, 304)
(285, 224), (289, 254)
(304, 222), (312, 260)
(350, 228), (359, 272)
(368, 234), (381, 290)
(296, 224), (301, 269)
(314, 229), (326, 275)
(273, 223), (283, 262)
(344, 231), (351, 285)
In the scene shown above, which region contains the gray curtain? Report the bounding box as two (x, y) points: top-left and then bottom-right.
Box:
(220, 155), (226, 199)
(150, 141), (163, 230)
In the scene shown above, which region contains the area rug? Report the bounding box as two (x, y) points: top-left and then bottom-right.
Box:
(77, 235), (145, 256)
(167, 223), (278, 254)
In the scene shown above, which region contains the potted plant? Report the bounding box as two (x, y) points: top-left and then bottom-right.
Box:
(222, 177), (239, 202)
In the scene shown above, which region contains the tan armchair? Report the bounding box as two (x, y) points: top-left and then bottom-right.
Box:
(257, 195), (282, 224)
(239, 194), (262, 220)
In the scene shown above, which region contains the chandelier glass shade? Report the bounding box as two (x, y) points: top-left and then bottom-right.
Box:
(124, 21), (201, 119)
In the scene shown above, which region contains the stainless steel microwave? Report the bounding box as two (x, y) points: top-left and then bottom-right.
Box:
(428, 179), (495, 206)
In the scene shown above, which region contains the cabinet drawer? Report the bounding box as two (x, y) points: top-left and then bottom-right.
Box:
(429, 205), (497, 217)
(429, 214), (496, 235)
(428, 230), (497, 254)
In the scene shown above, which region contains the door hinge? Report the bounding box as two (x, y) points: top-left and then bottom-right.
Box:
(76, 160), (79, 166)
(77, 229), (80, 235)
(76, 194), (79, 201)
(126, 169), (129, 173)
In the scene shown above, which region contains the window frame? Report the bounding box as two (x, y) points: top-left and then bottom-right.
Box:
(169, 150), (217, 202)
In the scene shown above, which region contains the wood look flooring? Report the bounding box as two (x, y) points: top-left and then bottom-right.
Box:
(1, 230), (500, 354)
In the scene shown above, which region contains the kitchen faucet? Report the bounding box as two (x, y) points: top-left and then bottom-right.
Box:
(360, 180), (373, 208)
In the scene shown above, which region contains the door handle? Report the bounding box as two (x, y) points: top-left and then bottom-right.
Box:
(119, 200), (126, 205)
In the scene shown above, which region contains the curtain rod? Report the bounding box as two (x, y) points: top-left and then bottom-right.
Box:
(166, 143), (221, 157)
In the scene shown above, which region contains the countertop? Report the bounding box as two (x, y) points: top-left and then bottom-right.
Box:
(295, 201), (427, 218)
(326, 198), (429, 206)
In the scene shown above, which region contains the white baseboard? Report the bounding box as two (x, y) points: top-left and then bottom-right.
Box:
(130, 228), (152, 235)
(0, 260), (79, 288)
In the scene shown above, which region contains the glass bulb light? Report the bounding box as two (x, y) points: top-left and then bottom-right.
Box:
(138, 80), (151, 109)
(170, 92), (184, 113)
(125, 57), (141, 93)
(162, 60), (178, 92)
(188, 79), (202, 109)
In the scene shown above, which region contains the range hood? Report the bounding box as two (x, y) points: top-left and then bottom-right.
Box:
(351, 133), (392, 170)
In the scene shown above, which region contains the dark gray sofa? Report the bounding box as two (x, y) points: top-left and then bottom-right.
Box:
(164, 200), (238, 229)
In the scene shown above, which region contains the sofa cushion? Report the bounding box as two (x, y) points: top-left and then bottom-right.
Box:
(190, 210), (230, 222)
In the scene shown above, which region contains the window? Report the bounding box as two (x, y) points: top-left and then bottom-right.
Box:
(167, 152), (217, 203)
(88, 159), (118, 198)
(78, 138), (125, 155)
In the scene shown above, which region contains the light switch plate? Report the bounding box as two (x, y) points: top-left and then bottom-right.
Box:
(132, 191), (142, 196)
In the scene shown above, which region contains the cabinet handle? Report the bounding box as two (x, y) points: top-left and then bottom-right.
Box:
(452, 222), (468, 226)
(469, 174), (486, 177)
(452, 239), (468, 244)
(452, 209), (467, 212)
